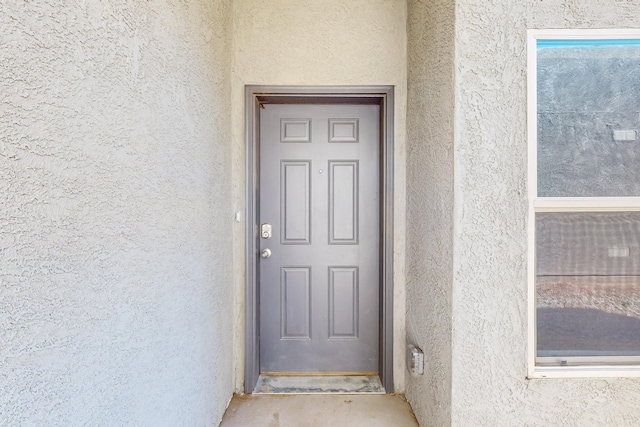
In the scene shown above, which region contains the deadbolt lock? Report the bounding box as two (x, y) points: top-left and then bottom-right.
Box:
(261, 223), (272, 239)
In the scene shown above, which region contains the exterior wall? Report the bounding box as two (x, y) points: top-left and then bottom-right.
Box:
(450, 1), (640, 425)
(405, 0), (455, 426)
(230, 0), (408, 391)
(0, 1), (234, 424)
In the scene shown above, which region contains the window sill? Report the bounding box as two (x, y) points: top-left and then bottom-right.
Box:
(528, 366), (640, 379)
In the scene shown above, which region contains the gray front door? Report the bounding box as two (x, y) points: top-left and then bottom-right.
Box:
(259, 103), (380, 373)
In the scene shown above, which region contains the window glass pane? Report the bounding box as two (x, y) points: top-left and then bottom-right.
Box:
(537, 39), (640, 197)
(536, 212), (640, 358)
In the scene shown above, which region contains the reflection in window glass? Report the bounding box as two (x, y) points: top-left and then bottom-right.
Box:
(537, 39), (640, 197)
(536, 212), (640, 357)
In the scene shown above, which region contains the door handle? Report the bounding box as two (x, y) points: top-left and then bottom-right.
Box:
(261, 248), (272, 259)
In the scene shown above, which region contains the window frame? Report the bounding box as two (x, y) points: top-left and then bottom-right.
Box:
(527, 28), (640, 378)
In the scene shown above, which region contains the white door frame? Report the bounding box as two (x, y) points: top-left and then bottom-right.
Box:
(244, 85), (394, 393)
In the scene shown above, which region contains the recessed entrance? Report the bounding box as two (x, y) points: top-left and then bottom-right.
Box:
(245, 86), (394, 393)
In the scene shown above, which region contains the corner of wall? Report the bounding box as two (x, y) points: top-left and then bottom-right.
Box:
(405, 0), (456, 425)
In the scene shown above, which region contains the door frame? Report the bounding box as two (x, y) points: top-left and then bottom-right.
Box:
(244, 85), (394, 393)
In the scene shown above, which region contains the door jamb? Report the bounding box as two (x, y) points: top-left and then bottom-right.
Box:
(244, 85), (394, 393)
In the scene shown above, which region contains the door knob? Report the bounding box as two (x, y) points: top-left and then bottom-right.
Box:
(261, 248), (272, 259)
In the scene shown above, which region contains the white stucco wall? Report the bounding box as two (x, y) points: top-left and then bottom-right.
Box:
(451, 1), (640, 425)
(405, 0), (455, 425)
(1, 1), (234, 424)
(9, 1), (639, 424)
(407, 0), (640, 425)
(230, 0), (408, 392)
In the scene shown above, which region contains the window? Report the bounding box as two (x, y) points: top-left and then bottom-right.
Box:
(528, 30), (640, 377)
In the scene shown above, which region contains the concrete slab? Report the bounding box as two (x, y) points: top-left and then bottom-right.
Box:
(219, 394), (419, 427)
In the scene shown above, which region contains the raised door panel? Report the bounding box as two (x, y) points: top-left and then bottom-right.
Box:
(329, 161), (359, 245)
(281, 161), (311, 245)
(281, 267), (311, 339)
(329, 267), (359, 339)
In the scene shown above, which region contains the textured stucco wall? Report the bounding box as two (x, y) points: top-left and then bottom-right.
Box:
(230, 0), (408, 392)
(405, 0), (455, 426)
(450, 1), (640, 425)
(1, 1), (234, 424)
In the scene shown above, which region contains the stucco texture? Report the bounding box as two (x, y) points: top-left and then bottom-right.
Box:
(1, 0), (234, 424)
(451, 1), (640, 426)
(230, 0), (408, 392)
(406, 0), (455, 426)
(407, 0), (640, 425)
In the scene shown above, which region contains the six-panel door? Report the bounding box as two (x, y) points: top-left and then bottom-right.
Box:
(259, 104), (380, 373)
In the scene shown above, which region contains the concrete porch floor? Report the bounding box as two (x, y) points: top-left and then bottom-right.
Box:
(219, 394), (419, 427)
